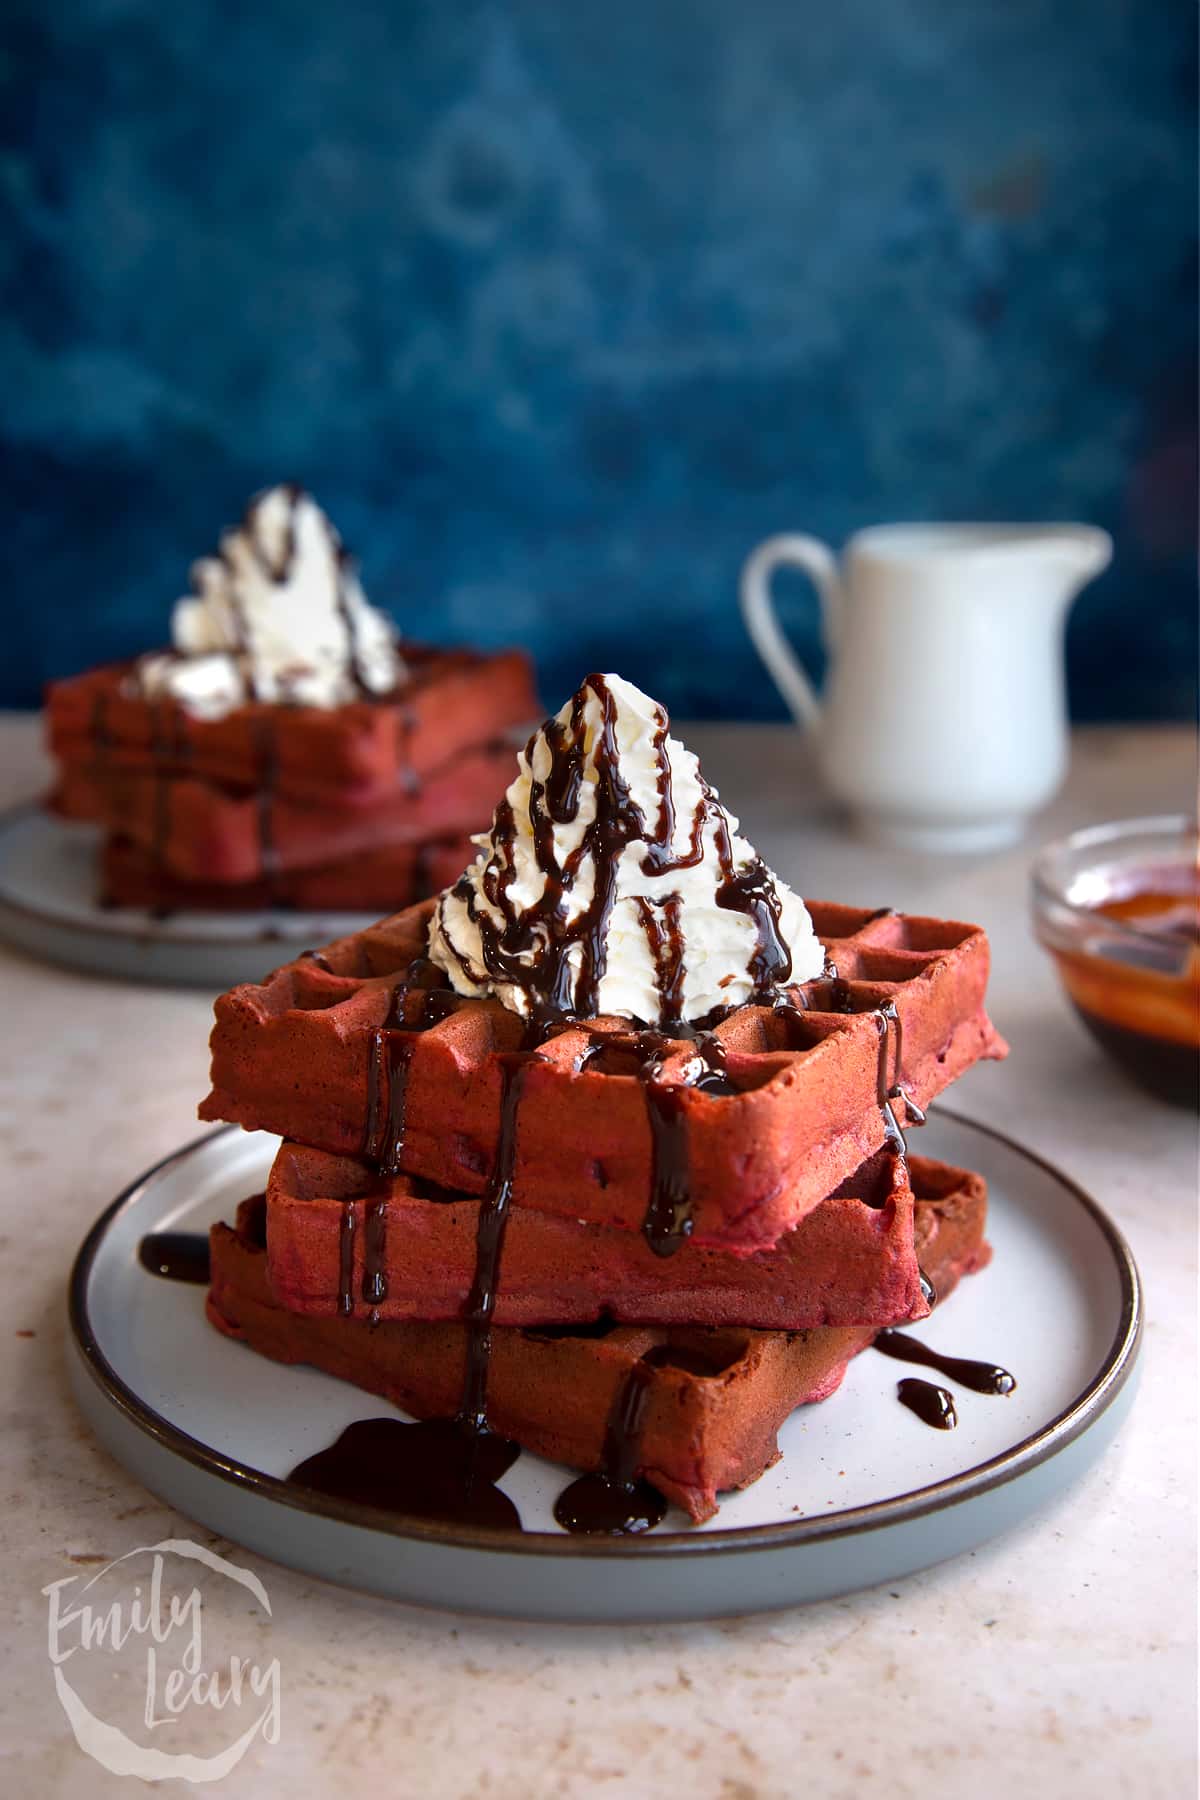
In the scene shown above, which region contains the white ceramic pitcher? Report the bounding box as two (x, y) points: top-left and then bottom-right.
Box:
(740, 523), (1113, 851)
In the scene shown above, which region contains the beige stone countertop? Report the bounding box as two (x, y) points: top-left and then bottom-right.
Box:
(0, 714), (1195, 1799)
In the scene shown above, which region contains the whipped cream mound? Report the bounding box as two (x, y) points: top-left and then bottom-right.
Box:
(428, 672), (823, 1027)
(137, 484), (405, 719)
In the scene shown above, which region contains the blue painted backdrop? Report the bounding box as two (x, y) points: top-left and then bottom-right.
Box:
(4, 0), (1196, 717)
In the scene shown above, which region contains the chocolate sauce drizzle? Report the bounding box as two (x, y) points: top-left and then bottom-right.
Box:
(576, 1027), (734, 1256)
(137, 1232), (211, 1284)
(362, 959), (454, 1175)
(874, 1330), (1016, 1396)
(458, 1056), (529, 1430)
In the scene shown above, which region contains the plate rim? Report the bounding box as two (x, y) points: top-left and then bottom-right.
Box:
(0, 803), (374, 950)
(68, 1111), (1142, 1564)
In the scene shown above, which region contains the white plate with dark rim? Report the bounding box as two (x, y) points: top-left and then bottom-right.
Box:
(68, 1109), (1141, 1622)
(0, 807), (374, 989)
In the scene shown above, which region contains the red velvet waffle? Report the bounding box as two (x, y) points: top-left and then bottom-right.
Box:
(261, 1144), (983, 1330)
(207, 1168), (989, 1522)
(58, 740), (516, 883)
(46, 644), (538, 806)
(203, 899), (1006, 1253)
(101, 835), (475, 914)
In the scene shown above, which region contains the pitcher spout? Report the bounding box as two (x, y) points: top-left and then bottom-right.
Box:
(1028, 525), (1114, 604)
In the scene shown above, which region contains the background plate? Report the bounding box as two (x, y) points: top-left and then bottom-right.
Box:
(0, 808), (373, 988)
(69, 1110), (1140, 1622)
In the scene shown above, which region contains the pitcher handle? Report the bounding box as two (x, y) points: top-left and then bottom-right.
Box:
(739, 534), (841, 730)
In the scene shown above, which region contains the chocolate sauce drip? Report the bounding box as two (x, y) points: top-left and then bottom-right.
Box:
(301, 949), (334, 972)
(553, 1355), (668, 1535)
(896, 1377), (957, 1430)
(323, 1053), (531, 1525)
(362, 960), (451, 1174)
(641, 1078), (696, 1258)
(575, 1026), (733, 1256)
(875, 1330), (1016, 1396)
(459, 1056), (529, 1431)
(138, 1232), (211, 1284)
(337, 1199), (356, 1317)
(919, 1269), (937, 1308)
(289, 1416), (521, 1530)
(362, 1196), (388, 1307)
(874, 1003), (909, 1163)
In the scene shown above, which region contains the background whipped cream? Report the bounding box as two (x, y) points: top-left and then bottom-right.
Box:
(428, 672), (824, 1024)
(137, 485), (405, 718)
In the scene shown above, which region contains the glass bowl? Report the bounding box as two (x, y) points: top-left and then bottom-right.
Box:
(1032, 814), (1199, 1108)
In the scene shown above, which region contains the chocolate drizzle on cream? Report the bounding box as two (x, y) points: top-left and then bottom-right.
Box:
(438, 675), (795, 1034)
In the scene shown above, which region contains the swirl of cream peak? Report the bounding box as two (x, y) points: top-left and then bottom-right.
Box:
(137, 484), (405, 719)
(428, 672), (824, 1027)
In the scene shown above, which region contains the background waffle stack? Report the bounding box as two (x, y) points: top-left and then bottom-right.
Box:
(202, 896), (1006, 1526)
(45, 645), (537, 912)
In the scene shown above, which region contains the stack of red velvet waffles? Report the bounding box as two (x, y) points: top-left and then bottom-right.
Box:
(202, 895), (1006, 1527)
(46, 645), (537, 913)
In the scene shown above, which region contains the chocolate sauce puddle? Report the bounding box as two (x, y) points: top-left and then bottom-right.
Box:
(138, 1232), (211, 1284)
(289, 1416), (521, 1529)
(875, 1330), (1016, 1396)
(553, 1358), (667, 1535)
(896, 1377), (957, 1429)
